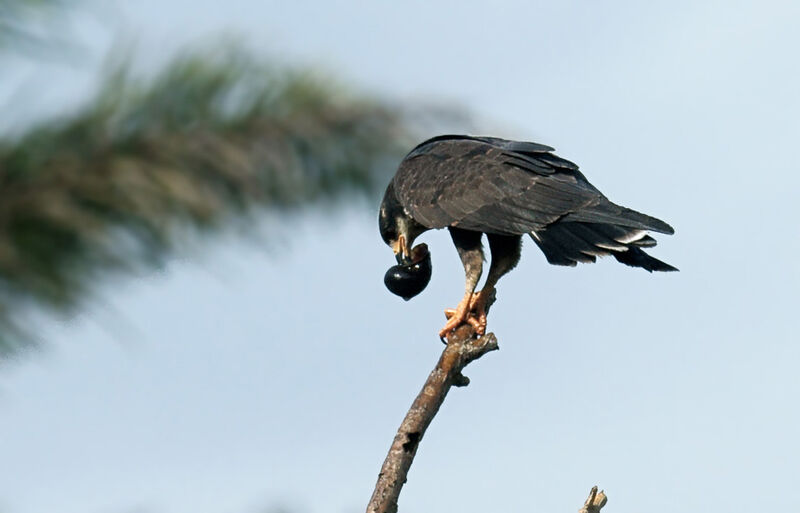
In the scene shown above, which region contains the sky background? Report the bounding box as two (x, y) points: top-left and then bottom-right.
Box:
(1, 1), (799, 512)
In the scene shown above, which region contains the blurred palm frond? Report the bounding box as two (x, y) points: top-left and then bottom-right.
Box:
(0, 45), (422, 356)
(0, 0), (73, 54)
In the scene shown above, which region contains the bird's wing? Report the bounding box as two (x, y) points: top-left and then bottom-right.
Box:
(393, 136), (672, 236)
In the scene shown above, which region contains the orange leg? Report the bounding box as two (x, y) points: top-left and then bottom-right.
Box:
(439, 232), (519, 340)
(467, 287), (493, 335)
(441, 228), (485, 340)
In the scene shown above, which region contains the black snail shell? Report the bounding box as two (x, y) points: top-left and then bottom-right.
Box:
(384, 251), (432, 301)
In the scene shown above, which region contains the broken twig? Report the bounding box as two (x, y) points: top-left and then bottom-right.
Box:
(578, 486), (608, 513)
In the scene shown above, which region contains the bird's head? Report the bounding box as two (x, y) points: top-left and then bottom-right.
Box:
(379, 182), (432, 301)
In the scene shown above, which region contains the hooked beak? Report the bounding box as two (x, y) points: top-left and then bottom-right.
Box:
(393, 237), (429, 266)
(393, 235), (412, 265)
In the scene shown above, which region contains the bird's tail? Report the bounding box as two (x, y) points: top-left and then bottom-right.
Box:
(562, 203), (675, 235)
(531, 221), (677, 272)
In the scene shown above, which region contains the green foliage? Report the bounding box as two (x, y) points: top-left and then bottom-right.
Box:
(0, 46), (418, 356)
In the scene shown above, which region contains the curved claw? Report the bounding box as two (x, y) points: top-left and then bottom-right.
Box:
(438, 312), (465, 339)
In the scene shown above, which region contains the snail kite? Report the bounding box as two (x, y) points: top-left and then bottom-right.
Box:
(379, 135), (676, 339)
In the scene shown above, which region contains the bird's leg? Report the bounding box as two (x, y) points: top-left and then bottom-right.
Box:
(439, 228), (484, 339)
(468, 234), (523, 335)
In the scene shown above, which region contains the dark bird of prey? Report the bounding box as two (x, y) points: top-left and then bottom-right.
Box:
(378, 134), (677, 339)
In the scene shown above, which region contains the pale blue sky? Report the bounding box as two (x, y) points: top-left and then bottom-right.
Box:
(1, 1), (799, 513)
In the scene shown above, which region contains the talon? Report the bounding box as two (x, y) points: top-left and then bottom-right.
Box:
(438, 314), (463, 339)
(439, 297), (471, 339)
(439, 310), (483, 338)
(465, 315), (482, 331)
(439, 286), (496, 338)
(468, 288), (492, 335)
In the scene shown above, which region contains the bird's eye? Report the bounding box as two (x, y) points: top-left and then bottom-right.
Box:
(384, 252), (432, 301)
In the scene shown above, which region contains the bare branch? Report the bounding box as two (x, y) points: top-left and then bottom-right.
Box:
(366, 294), (607, 513)
(366, 323), (499, 513)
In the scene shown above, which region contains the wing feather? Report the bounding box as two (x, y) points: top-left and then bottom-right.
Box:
(392, 135), (673, 239)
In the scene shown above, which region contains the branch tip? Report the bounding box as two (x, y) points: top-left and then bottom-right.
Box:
(579, 486), (608, 513)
